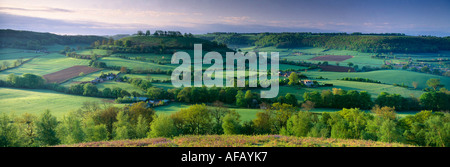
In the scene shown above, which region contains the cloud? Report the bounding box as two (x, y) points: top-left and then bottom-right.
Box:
(0, 7), (73, 13)
(219, 16), (252, 24)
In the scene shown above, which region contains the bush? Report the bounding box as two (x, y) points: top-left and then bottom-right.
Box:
(148, 114), (177, 138)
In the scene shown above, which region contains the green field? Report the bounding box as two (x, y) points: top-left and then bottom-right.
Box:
(0, 87), (123, 118)
(96, 81), (146, 94)
(154, 102), (261, 122)
(99, 57), (178, 71)
(76, 49), (109, 56)
(250, 47), (386, 67)
(0, 48), (45, 60)
(303, 70), (450, 90)
(275, 80), (424, 102)
(122, 73), (171, 81)
(0, 53), (91, 80)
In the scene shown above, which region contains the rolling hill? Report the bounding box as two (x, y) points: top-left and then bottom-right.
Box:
(0, 29), (106, 50)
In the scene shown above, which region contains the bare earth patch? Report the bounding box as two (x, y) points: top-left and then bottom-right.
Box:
(309, 55), (353, 62)
(319, 65), (355, 72)
(43, 65), (101, 83)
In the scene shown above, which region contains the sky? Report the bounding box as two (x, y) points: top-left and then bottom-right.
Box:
(0, 0), (449, 36)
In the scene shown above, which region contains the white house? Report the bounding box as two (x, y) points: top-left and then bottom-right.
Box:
(301, 80), (314, 87)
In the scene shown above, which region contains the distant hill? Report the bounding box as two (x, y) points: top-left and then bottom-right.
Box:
(56, 135), (413, 147)
(94, 35), (234, 54)
(198, 32), (450, 53)
(0, 29), (106, 50)
(104, 34), (131, 40)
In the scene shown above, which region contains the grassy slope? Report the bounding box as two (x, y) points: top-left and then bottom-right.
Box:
(154, 102), (261, 122)
(58, 135), (413, 147)
(96, 81), (146, 94)
(0, 87), (123, 118)
(303, 70), (450, 90)
(0, 53), (91, 80)
(253, 46), (386, 67)
(99, 57), (178, 71)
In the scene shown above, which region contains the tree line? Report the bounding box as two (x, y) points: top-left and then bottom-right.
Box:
(0, 29), (106, 50)
(1, 101), (448, 147)
(202, 32), (450, 53)
(303, 88), (450, 111)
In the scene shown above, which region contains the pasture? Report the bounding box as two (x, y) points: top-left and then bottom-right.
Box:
(0, 87), (123, 118)
(153, 102), (261, 122)
(0, 53), (91, 80)
(98, 57), (178, 71)
(309, 55), (353, 61)
(96, 81), (147, 94)
(303, 70), (450, 90)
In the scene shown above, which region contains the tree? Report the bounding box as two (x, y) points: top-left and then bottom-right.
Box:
(83, 83), (99, 96)
(420, 91), (450, 111)
(145, 30), (151, 36)
(178, 104), (213, 135)
(222, 111), (242, 135)
(113, 111), (133, 140)
(124, 40), (132, 47)
(236, 90), (246, 107)
(147, 87), (164, 100)
(301, 101), (315, 111)
(375, 92), (404, 110)
(148, 114), (177, 138)
(57, 112), (85, 144)
(244, 90), (254, 108)
(303, 91), (321, 107)
(421, 66), (430, 73)
(0, 113), (19, 147)
(288, 111), (314, 137)
(128, 101), (155, 125)
(412, 81), (418, 89)
(252, 111), (273, 134)
(371, 105), (396, 120)
(16, 113), (37, 146)
(424, 114), (449, 147)
(288, 72), (299, 86)
(347, 62), (354, 67)
(307, 122), (329, 138)
(135, 115), (149, 138)
(2, 61), (10, 70)
(83, 117), (108, 142)
(137, 30), (144, 36)
(329, 113), (350, 139)
(271, 103), (296, 133)
(94, 106), (119, 139)
(211, 101), (229, 134)
(102, 88), (112, 97)
(120, 66), (127, 74)
(426, 78), (441, 91)
(284, 93), (297, 106)
(177, 87), (191, 103)
(378, 119), (402, 143)
(36, 110), (60, 146)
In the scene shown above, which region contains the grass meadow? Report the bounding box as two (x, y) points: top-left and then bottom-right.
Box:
(0, 87), (123, 118)
(0, 53), (91, 80)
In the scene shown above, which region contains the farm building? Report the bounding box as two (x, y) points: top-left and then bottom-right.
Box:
(301, 80), (314, 87)
(278, 71), (293, 77)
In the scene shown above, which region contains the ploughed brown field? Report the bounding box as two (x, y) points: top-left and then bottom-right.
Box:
(319, 65), (355, 72)
(309, 55), (353, 61)
(43, 65), (101, 83)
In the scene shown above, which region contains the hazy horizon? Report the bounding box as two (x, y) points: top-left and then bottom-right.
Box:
(1, 0), (449, 36)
